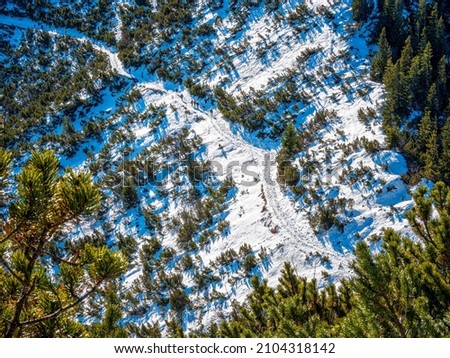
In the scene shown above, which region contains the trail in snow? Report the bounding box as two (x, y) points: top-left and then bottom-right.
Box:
(2, 3), (417, 329)
(0, 15), (133, 79)
(133, 80), (350, 279)
(181, 96), (350, 265)
(140, 83), (351, 272)
(1, 11), (353, 282)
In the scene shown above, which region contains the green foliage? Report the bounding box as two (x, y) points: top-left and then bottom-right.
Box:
(217, 219), (230, 234)
(184, 78), (210, 98)
(281, 123), (300, 156)
(276, 149), (300, 187)
(143, 206), (162, 232)
(214, 86), (241, 122)
(214, 86), (269, 133)
(310, 206), (344, 233)
(352, 0), (373, 22)
(0, 30), (118, 155)
(121, 178), (139, 209)
(370, 28), (391, 81)
(287, 3), (311, 24)
(3, 0), (117, 45)
(0, 149), (12, 205)
(116, 233), (138, 263)
(0, 150), (126, 337)
(213, 182), (450, 337)
(344, 183), (450, 337)
(371, 0), (450, 184)
(218, 263), (350, 337)
(127, 321), (162, 338)
(88, 284), (128, 338)
(196, 23), (215, 37)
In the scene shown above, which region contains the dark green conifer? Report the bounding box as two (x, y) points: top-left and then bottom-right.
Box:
(371, 28), (392, 81)
(281, 123), (299, 156)
(352, 0), (372, 22)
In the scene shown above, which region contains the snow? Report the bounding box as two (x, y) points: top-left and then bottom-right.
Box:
(0, 14), (133, 79)
(373, 151), (408, 175)
(0, 0), (417, 332)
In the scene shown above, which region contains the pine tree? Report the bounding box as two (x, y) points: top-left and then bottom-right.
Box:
(281, 123), (299, 156)
(88, 283), (128, 338)
(344, 183), (450, 337)
(426, 4), (445, 65)
(276, 149), (300, 187)
(399, 36), (413, 73)
(417, 0), (427, 31)
(409, 42), (433, 109)
(352, 0), (372, 22)
(122, 177), (139, 208)
(417, 110), (437, 157)
(426, 82), (438, 114)
(127, 321), (162, 337)
(382, 0), (405, 51)
(436, 56), (447, 111)
(0, 149), (12, 207)
(62, 117), (76, 136)
(370, 28), (392, 81)
(383, 58), (410, 118)
(434, 16), (446, 63)
(439, 117), (450, 185)
(0, 150), (126, 337)
(166, 318), (185, 338)
(423, 123), (439, 180)
(419, 26), (428, 53)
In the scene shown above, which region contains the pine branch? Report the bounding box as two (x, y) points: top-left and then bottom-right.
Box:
(43, 249), (82, 267)
(0, 255), (25, 284)
(0, 219), (26, 244)
(17, 281), (103, 327)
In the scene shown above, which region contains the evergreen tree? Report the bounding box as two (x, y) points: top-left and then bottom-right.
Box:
(0, 149), (12, 207)
(382, 0), (405, 51)
(352, 0), (373, 22)
(399, 36), (413, 74)
(0, 150), (126, 337)
(417, 0), (427, 31)
(409, 42), (433, 109)
(127, 321), (162, 338)
(417, 110), (437, 156)
(371, 28), (392, 81)
(422, 126), (439, 180)
(377, 0), (449, 184)
(219, 263), (349, 337)
(88, 283), (128, 338)
(342, 183), (450, 336)
(426, 4), (445, 65)
(383, 59), (409, 117)
(436, 56), (447, 111)
(281, 123), (299, 156)
(62, 117), (76, 136)
(121, 177), (139, 208)
(439, 117), (450, 185)
(276, 149), (300, 187)
(418, 26), (428, 53)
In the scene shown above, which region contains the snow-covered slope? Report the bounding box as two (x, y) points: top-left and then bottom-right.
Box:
(1, 0), (416, 332)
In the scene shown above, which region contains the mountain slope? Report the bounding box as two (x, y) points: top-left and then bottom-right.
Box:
(0, 0), (418, 333)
